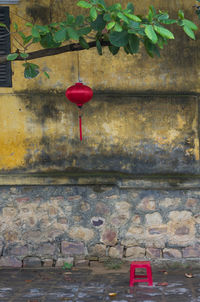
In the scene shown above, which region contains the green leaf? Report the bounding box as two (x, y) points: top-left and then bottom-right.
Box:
(40, 33), (61, 48)
(117, 12), (129, 24)
(108, 3), (121, 11)
(154, 25), (174, 39)
(109, 30), (129, 47)
(144, 38), (160, 57)
(145, 25), (158, 44)
(79, 36), (90, 49)
(103, 13), (111, 22)
(67, 27), (79, 40)
(157, 13), (169, 22)
(54, 28), (67, 42)
(96, 39), (102, 55)
(178, 10), (184, 19)
(19, 53), (29, 59)
(66, 14), (75, 25)
(106, 21), (115, 30)
(44, 71), (50, 79)
(77, 27), (91, 36)
(75, 15), (84, 26)
(36, 25), (50, 34)
(160, 19), (177, 25)
(182, 19), (198, 31)
(108, 45), (120, 55)
(97, 0), (106, 9)
(91, 14), (106, 31)
(0, 22), (6, 28)
(7, 53), (19, 61)
(150, 5), (156, 16)
(123, 45), (130, 54)
(183, 26), (195, 40)
(114, 23), (123, 32)
(32, 26), (40, 38)
(77, 1), (92, 8)
(128, 34), (139, 53)
(23, 63), (39, 79)
(23, 35), (32, 45)
(18, 31), (26, 40)
(124, 13), (141, 22)
(13, 22), (18, 31)
(25, 22), (33, 27)
(147, 8), (153, 22)
(127, 3), (134, 13)
(90, 7), (97, 21)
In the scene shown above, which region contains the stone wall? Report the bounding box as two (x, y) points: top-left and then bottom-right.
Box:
(1, 177), (200, 267)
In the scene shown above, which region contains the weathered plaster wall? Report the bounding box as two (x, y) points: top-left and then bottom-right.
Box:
(0, 1), (200, 263)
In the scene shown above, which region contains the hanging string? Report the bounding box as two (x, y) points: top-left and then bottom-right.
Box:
(77, 52), (81, 83)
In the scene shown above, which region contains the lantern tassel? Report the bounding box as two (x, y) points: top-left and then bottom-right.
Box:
(78, 107), (82, 141)
(79, 115), (82, 141)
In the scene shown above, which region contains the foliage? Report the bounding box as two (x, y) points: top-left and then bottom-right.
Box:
(103, 258), (123, 270)
(62, 262), (73, 270)
(0, 0), (198, 78)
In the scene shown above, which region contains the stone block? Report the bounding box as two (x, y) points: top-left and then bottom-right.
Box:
(68, 227), (94, 242)
(186, 198), (197, 208)
(146, 248), (162, 258)
(159, 198), (181, 208)
(89, 244), (106, 257)
(182, 244), (200, 258)
(43, 259), (53, 267)
(145, 212), (163, 225)
(148, 226), (167, 235)
(125, 247), (145, 258)
(163, 248), (182, 259)
(36, 242), (57, 257)
(23, 257), (41, 268)
(0, 256), (21, 268)
(137, 196), (156, 211)
(61, 241), (85, 255)
(56, 257), (74, 267)
(101, 228), (118, 246)
(4, 244), (29, 258)
(108, 245), (124, 259)
(75, 259), (89, 267)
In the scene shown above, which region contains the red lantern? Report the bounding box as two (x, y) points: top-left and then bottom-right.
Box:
(65, 83), (93, 141)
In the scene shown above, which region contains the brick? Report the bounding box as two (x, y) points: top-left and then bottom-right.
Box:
(0, 256), (21, 268)
(61, 241), (85, 255)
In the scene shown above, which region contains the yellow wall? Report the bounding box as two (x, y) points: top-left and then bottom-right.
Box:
(0, 0), (199, 175)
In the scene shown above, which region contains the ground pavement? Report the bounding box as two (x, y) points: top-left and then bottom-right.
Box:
(0, 262), (200, 301)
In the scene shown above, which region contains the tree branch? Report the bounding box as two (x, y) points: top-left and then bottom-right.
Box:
(0, 40), (110, 64)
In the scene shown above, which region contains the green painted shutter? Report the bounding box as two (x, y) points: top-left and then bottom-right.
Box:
(0, 7), (12, 87)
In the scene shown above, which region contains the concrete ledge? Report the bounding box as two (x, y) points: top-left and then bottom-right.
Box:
(0, 172), (200, 189)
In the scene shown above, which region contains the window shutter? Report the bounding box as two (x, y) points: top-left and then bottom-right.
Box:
(0, 7), (12, 87)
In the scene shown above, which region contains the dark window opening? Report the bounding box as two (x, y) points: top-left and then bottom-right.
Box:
(0, 6), (12, 87)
